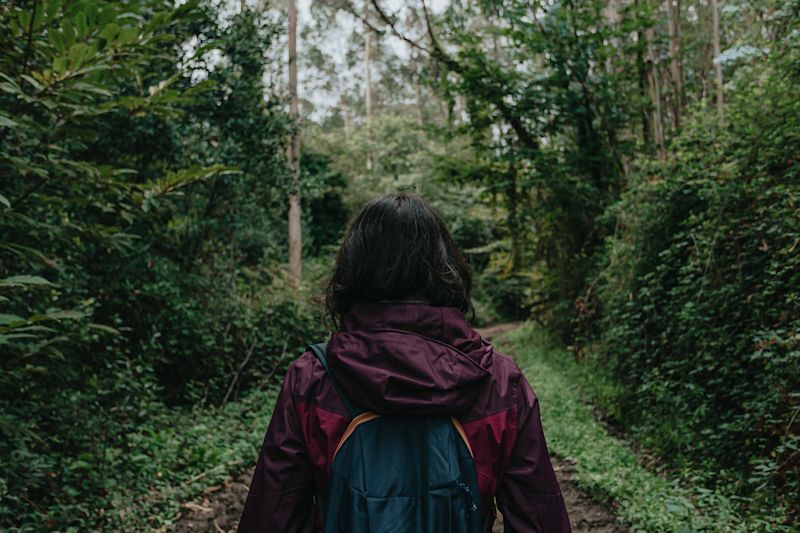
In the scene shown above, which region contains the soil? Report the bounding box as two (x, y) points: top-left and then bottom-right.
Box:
(171, 323), (628, 532)
(476, 321), (525, 341)
(171, 457), (626, 532)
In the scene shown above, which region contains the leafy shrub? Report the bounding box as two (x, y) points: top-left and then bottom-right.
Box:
(590, 43), (800, 519)
(0, 2), (335, 529)
(506, 324), (790, 531)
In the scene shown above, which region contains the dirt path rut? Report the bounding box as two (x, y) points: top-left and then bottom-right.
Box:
(172, 456), (625, 532)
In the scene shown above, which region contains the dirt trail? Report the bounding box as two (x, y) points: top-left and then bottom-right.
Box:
(172, 323), (627, 532)
(172, 457), (625, 532)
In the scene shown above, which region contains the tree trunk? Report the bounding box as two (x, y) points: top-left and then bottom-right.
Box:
(635, 0), (651, 146)
(698, 0), (712, 103)
(287, 0), (302, 285)
(414, 80), (424, 126)
(646, 27), (666, 160)
(412, 53), (424, 127)
(364, 0), (373, 170)
(507, 164), (520, 272)
(455, 94), (465, 125)
(604, 0), (621, 73)
(665, 0), (683, 129)
(341, 97), (351, 141)
(710, 0), (724, 121)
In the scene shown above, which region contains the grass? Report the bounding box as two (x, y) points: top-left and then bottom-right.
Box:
(501, 323), (788, 532)
(109, 387), (279, 531)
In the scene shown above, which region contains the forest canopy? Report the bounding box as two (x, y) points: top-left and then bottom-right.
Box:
(1, 0), (798, 529)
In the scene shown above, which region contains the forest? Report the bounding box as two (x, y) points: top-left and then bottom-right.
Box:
(0, 0), (797, 530)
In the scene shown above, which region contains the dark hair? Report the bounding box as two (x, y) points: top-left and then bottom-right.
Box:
(325, 193), (473, 330)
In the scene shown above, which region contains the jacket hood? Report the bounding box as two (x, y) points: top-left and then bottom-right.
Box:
(326, 302), (494, 415)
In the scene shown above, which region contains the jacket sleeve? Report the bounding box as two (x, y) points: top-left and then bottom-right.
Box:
(237, 364), (317, 533)
(496, 375), (571, 532)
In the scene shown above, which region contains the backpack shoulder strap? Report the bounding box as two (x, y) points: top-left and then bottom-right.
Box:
(308, 343), (361, 418)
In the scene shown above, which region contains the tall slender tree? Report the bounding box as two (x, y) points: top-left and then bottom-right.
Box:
(340, 91), (352, 141)
(665, 0), (683, 129)
(288, 0), (302, 283)
(604, 0), (621, 74)
(710, 0), (724, 121)
(412, 50), (424, 126)
(364, 0), (373, 170)
(646, 27), (667, 159)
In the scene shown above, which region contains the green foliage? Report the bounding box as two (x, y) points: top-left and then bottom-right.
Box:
(301, 150), (349, 255)
(588, 41), (800, 520)
(428, 0), (636, 336)
(505, 324), (790, 531)
(0, 1), (339, 528)
(2, 0), (797, 528)
(2, 381), (281, 530)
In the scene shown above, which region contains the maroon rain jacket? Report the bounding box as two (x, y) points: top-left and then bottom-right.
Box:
(238, 302), (570, 532)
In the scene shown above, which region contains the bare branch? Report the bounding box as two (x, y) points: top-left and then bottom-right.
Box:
(362, 0), (539, 153)
(420, 0), (445, 60)
(219, 339), (258, 408)
(359, 0), (433, 57)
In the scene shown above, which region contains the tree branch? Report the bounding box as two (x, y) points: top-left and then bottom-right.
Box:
(219, 338), (258, 408)
(22, 0), (39, 77)
(357, 0), (432, 57)
(366, 0), (539, 153)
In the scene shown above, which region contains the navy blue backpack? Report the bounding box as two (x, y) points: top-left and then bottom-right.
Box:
(309, 343), (487, 533)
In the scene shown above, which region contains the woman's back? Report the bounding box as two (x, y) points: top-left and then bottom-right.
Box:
(238, 302), (569, 532)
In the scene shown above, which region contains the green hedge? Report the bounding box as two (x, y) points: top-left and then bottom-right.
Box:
(0, 2), (335, 529)
(587, 44), (799, 520)
(505, 324), (790, 531)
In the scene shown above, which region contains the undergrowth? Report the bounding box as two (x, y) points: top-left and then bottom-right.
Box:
(107, 388), (277, 531)
(2, 385), (277, 531)
(503, 323), (790, 532)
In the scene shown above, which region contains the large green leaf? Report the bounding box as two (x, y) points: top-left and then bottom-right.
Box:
(0, 314), (24, 325)
(0, 275), (52, 287)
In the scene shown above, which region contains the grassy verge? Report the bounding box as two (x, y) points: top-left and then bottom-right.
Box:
(501, 323), (788, 532)
(106, 388), (278, 531)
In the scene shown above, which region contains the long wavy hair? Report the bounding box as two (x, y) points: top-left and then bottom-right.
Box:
(325, 193), (473, 330)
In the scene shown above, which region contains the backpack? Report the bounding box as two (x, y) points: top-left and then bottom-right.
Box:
(309, 343), (487, 533)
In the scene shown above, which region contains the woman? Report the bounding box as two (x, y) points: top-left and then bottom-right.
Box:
(238, 193), (570, 532)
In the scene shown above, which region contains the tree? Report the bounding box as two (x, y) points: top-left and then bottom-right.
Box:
(665, 0), (683, 129)
(288, 0), (302, 284)
(710, 0), (724, 121)
(364, 0), (374, 170)
(646, 25), (667, 159)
